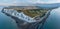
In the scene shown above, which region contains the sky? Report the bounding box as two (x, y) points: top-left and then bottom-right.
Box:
(0, 0), (60, 6)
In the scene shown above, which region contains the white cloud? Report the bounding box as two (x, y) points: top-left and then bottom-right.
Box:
(0, 0), (16, 6)
(29, 0), (60, 4)
(0, 3), (16, 6)
(0, 0), (60, 6)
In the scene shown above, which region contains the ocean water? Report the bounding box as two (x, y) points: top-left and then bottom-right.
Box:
(0, 6), (60, 29)
(0, 6), (18, 29)
(43, 7), (60, 29)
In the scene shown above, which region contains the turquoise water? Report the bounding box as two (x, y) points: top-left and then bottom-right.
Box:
(0, 6), (60, 29)
(0, 7), (18, 29)
(43, 7), (60, 29)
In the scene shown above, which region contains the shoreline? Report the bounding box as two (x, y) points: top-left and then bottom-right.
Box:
(2, 8), (51, 29)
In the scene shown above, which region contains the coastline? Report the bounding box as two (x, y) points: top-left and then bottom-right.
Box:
(1, 8), (51, 29)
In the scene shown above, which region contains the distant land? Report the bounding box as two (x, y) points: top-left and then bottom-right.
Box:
(34, 3), (60, 8)
(3, 3), (59, 9)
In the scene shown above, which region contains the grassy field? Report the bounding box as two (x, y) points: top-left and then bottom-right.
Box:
(17, 9), (48, 18)
(4, 6), (48, 18)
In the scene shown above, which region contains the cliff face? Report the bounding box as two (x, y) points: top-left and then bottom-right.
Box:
(2, 8), (37, 23)
(2, 6), (51, 29)
(2, 6), (51, 23)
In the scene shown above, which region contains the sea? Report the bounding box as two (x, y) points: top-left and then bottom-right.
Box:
(0, 6), (18, 29)
(0, 6), (60, 29)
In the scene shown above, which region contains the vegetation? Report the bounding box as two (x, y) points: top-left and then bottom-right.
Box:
(4, 6), (49, 18)
(18, 9), (48, 18)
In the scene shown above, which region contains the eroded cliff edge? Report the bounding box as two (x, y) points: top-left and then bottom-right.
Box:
(1, 6), (55, 29)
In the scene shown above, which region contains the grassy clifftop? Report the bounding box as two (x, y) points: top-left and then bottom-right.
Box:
(3, 6), (49, 18)
(21, 9), (48, 18)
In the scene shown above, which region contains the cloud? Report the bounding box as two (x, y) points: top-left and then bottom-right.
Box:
(15, 0), (60, 5)
(0, 0), (60, 6)
(28, 0), (60, 4)
(0, 3), (16, 6)
(0, 0), (16, 6)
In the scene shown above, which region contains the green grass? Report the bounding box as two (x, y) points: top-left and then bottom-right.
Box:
(20, 9), (48, 18)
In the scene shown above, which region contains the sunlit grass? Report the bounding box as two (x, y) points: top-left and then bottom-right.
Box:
(17, 9), (48, 18)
